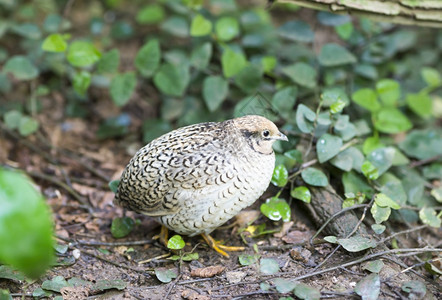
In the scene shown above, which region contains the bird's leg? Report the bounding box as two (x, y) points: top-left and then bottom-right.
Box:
(153, 226), (169, 246)
(201, 233), (245, 258)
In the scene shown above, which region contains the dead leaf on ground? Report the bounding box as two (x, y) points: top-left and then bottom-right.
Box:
(282, 230), (311, 244)
(274, 221), (294, 238)
(181, 289), (210, 300)
(190, 266), (225, 278)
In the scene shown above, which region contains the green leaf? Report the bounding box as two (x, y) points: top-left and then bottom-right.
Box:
(191, 14), (212, 36)
(202, 76), (228, 112)
(108, 180), (120, 194)
(92, 279), (126, 292)
(111, 217), (135, 238)
(376, 79), (400, 106)
(41, 276), (70, 292)
(355, 274), (380, 300)
(378, 173), (407, 206)
(155, 268), (177, 283)
(354, 64), (378, 80)
(190, 42), (212, 70)
(421, 67), (441, 87)
(0, 265), (25, 282)
(135, 39), (161, 78)
(296, 104), (316, 133)
(282, 62), (317, 89)
(290, 186), (311, 203)
(110, 72), (136, 106)
(11, 23), (41, 39)
(96, 114), (130, 140)
(235, 64), (262, 94)
(3, 110), (22, 129)
(42, 33), (68, 52)
(271, 165), (288, 187)
(3, 56), (38, 80)
(260, 197), (291, 222)
(143, 119), (173, 143)
(363, 136), (384, 155)
(0, 168), (54, 279)
(337, 236), (376, 252)
(18, 116), (39, 136)
(371, 203), (391, 224)
(167, 235), (185, 250)
(342, 171), (373, 197)
(324, 236), (337, 243)
(366, 147), (394, 178)
(238, 254), (259, 266)
(274, 278), (297, 293)
(160, 16), (189, 38)
(374, 108), (412, 134)
(402, 281), (427, 299)
(335, 22), (353, 40)
(301, 168), (328, 187)
(97, 49), (120, 74)
(406, 93), (432, 119)
(293, 282), (320, 300)
(261, 56), (277, 73)
(67, 41), (101, 67)
(362, 260), (384, 273)
(215, 17), (239, 41)
(419, 207), (441, 228)
(136, 4), (165, 24)
(221, 48), (247, 78)
(272, 87), (297, 119)
(431, 187), (442, 203)
(278, 21), (314, 43)
(361, 161), (379, 180)
(399, 129), (442, 160)
(331, 147), (364, 172)
(259, 258), (279, 275)
(330, 100), (346, 114)
(371, 224), (386, 234)
(351, 88), (380, 112)
(72, 71), (91, 96)
(153, 63), (190, 97)
(318, 43), (356, 67)
(423, 163), (442, 180)
(316, 134), (343, 163)
(375, 193), (400, 209)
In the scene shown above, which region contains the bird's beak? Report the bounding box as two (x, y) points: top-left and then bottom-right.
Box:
(277, 132), (288, 141)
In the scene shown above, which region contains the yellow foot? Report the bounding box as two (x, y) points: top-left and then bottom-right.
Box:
(201, 233), (245, 258)
(153, 226), (169, 247)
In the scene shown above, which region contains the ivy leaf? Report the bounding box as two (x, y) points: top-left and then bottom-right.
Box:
(153, 63), (190, 97)
(301, 168), (328, 187)
(3, 56), (38, 80)
(274, 278), (297, 293)
(4, 110), (22, 129)
(221, 48), (247, 78)
(361, 161), (379, 180)
(215, 17), (239, 41)
(190, 42), (212, 70)
(190, 14), (212, 37)
(155, 268), (177, 283)
(421, 67), (441, 87)
(367, 147), (395, 176)
(290, 186), (311, 203)
(355, 274), (380, 300)
(293, 282), (320, 300)
(419, 207), (441, 228)
(72, 71), (91, 97)
(271, 164), (288, 187)
(399, 129), (442, 160)
(338, 236), (376, 252)
(371, 203), (391, 224)
(316, 134), (343, 163)
(371, 224), (386, 234)
(272, 87), (297, 119)
(136, 4), (165, 25)
(41, 276), (70, 292)
(167, 235), (185, 250)
(406, 93), (432, 119)
(318, 43), (356, 66)
(282, 62), (317, 89)
(375, 193), (400, 210)
(362, 260), (384, 273)
(351, 88), (380, 112)
(42, 33), (68, 52)
(260, 197), (291, 222)
(111, 217), (135, 239)
(296, 104), (316, 134)
(374, 108), (412, 134)
(97, 49), (120, 74)
(375, 79), (400, 106)
(67, 41), (101, 67)
(402, 281), (427, 300)
(238, 254), (260, 266)
(135, 39), (161, 78)
(110, 72), (137, 106)
(202, 76), (228, 112)
(18, 116), (39, 136)
(259, 258), (279, 275)
(278, 21), (314, 43)
(235, 64), (262, 94)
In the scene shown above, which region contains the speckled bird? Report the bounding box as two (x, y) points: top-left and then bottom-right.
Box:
(114, 115), (288, 256)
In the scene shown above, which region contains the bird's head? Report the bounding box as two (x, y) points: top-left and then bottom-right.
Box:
(233, 115), (288, 155)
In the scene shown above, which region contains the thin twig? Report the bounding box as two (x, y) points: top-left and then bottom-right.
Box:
(82, 249), (153, 274)
(164, 274), (182, 299)
(27, 170), (93, 212)
(55, 234), (155, 247)
(377, 224), (428, 245)
(410, 155), (441, 168)
(265, 248), (442, 280)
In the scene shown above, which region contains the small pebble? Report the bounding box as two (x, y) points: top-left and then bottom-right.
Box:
(73, 249), (81, 259)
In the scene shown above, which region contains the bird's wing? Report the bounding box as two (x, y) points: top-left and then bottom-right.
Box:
(114, 122), (238, 216)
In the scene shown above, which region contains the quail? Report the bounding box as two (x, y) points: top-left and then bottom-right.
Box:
(114, 115), (288, 257)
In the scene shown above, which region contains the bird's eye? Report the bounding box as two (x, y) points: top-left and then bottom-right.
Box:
(262, 130), (270, 137)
